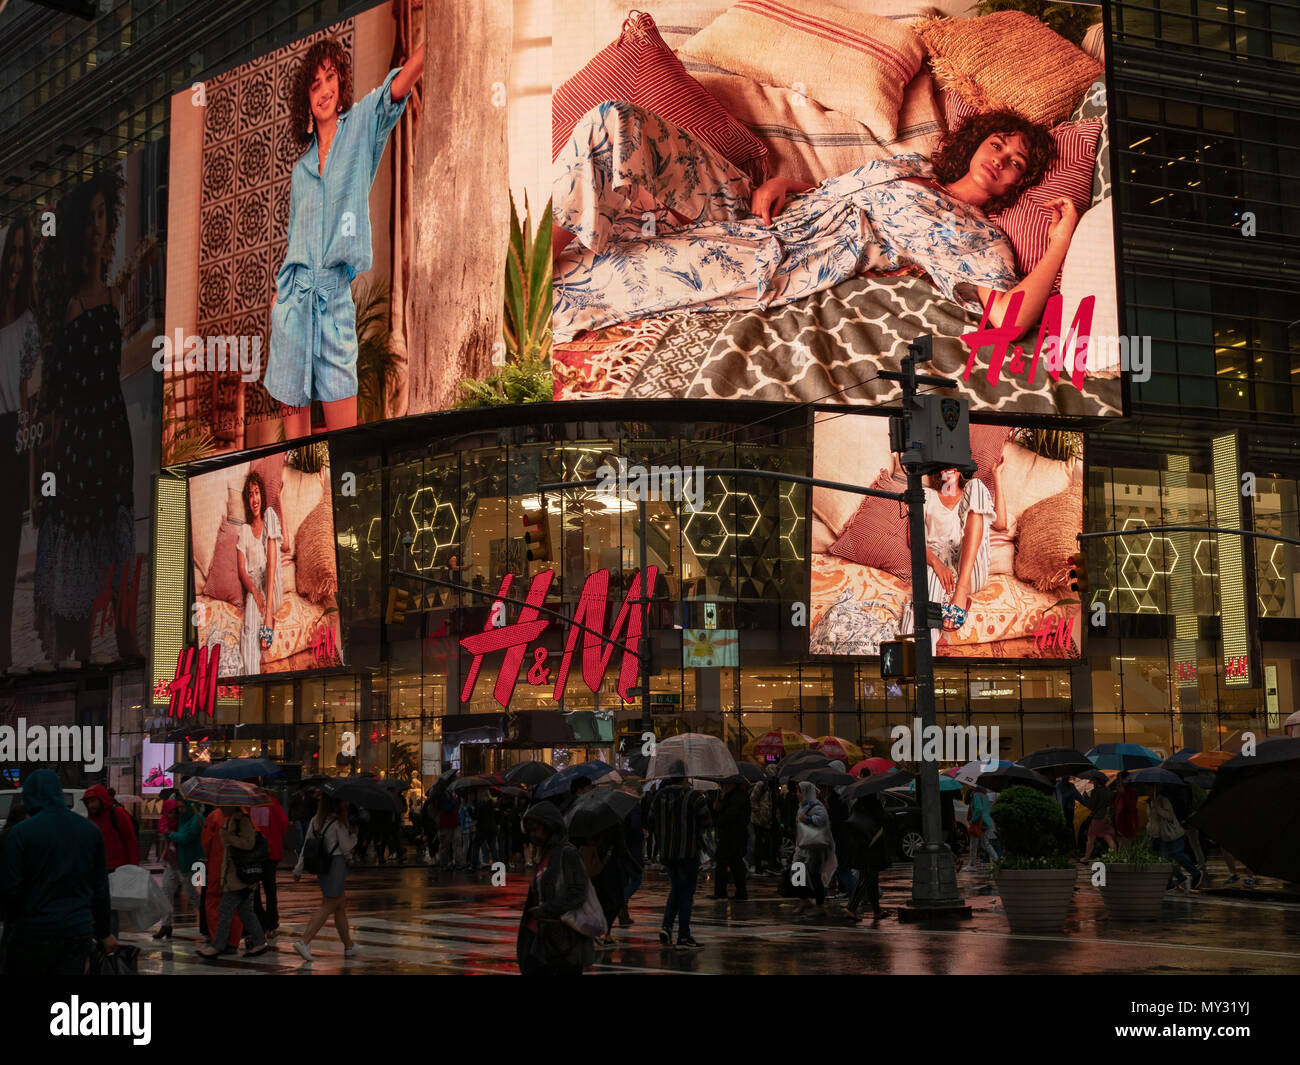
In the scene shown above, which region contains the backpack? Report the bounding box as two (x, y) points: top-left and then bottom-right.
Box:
(300, 819), (338, 875)
(230, 831), (271, 883)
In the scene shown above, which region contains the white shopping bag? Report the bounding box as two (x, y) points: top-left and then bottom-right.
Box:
(108, 864), (151, 909)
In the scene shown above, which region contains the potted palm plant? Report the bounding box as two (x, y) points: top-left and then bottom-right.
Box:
(991, 785), (1078, 933)
(1096, 840), (1174, 920)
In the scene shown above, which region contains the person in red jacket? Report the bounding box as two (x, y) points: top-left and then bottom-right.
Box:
(83, 784), (139, 871)
(202, 807), (241, 952)
(249, 785), (289, 939)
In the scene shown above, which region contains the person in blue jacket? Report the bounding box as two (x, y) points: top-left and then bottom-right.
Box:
(0, 770), (116, 974)
(266, 35), (424, 440)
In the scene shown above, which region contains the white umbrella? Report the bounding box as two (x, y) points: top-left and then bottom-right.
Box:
(647, 733), (738, 780)
(1285, 710), (1300, 737)
(953, 759), (1011, 787)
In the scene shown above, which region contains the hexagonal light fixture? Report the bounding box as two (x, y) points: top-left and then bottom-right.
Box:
(682, 475), (760, 561)
(1193, 537), (1217, 579)
(780, 482), (805, 561)
(406, 488), (460, 572)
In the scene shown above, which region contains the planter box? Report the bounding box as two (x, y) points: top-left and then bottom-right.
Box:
(995, 868), (1076, 933)
(1100, 863), (1172, 921)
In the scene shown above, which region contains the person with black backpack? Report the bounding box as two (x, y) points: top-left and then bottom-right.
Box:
(291, 793), (358, 961)
(196, 802), (268, 960)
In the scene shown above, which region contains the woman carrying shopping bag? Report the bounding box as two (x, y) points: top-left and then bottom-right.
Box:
(516, 804), (598, 976)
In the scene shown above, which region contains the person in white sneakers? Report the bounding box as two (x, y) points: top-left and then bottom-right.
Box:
(292, 794), (359, 960)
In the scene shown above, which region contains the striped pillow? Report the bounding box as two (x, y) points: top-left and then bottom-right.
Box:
(828, 469), (912, 581)
(945, 92), (1100, 288)
(695, 67), (943, 186)
(677, 0), (925, 141)
(552, 11), (770, 185)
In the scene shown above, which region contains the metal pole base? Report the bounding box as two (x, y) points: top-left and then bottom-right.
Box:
(901, 845), (971, 921)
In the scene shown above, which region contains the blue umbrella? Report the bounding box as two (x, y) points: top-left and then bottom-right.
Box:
(1127, 767), (1186, 788)
(202, 758), (281, 781)
(533, 762), (614, 801)
(1165, 749), (1200, 763)
(1087, 743), (1161, 771)
(908, 775), (963, 794)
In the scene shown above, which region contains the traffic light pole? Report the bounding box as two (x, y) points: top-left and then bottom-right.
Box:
(879, 343), (970, 919)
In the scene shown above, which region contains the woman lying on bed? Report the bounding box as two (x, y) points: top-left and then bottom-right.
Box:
(552, 100), (1076, 345)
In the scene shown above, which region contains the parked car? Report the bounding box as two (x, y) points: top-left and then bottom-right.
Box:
(881, 788), (968, 860)
(0, 787), (89, 821)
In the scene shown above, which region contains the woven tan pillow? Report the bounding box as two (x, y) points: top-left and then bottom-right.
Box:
(695, 68), (943, 186)
(678, 0), (925, 140)
(916, 11), (1102, 128)
(294, 498), (338, 605)
(1013, 487), (1082, 592)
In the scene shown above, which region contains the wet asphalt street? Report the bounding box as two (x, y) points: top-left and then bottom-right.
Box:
(118, 859), (1300, 976)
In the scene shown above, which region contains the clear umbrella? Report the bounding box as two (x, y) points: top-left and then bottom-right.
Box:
(647, 733), (737, 780)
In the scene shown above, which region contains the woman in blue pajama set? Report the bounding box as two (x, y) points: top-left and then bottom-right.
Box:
(266, 36), (424, 441)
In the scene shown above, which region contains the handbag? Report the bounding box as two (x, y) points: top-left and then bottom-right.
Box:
(796, 818), (833, 851)
(88, 944), (140, 976)
(230, 832), (271, 883)
(553, 857), (607, 940)
(968, 820), (985, 839)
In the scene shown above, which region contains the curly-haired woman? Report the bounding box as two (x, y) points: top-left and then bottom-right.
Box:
(265, 35), (424, 441)
(235, 470), (281, 675)
(33, 170), (154, 663)
(553, 102), (1076, 343)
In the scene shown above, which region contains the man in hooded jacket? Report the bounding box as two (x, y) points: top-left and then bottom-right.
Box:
(0, 770), (116, 974)
(82, 783), (139, 871)
(516, 802), (595, 976)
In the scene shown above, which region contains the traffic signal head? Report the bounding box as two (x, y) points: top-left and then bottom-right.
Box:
(386, 586), (411, 625)
(522, 506), (552, 562)
(1068, 551), (1090, 598)
(880, 639), (916, 679)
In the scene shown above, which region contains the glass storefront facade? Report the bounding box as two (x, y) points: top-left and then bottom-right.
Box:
(90, 406), (1295, 794)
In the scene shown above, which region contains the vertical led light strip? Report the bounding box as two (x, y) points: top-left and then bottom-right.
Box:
(1211, 433), (1253, 689)
(1165, 454), (1199, 698)
(150, 475), (188, 707)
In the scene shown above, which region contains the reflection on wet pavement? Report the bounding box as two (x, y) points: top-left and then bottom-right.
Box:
(120, 863), (1300, 975)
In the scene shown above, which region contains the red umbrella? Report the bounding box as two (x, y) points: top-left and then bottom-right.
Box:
(851, 757), (897, 777)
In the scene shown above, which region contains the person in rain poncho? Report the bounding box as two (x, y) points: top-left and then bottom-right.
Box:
(793, 781), (837, 916)
(0, 770), (115, 974)
(516, 803), (595, 976)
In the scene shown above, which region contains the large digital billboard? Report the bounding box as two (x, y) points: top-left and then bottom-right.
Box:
(810, 411), (1083, 660)
(551, 0), (1121, 417)
(162, 0), (548, 465)
(0, 143), (164, 672)
(187, 443), (343, 680)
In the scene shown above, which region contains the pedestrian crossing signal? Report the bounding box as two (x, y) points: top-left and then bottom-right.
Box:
(386, 586), (411, 625)
(880, 639), (915, 679)
(1068, 552), (1089, 598)
(522, 506), (552, 562)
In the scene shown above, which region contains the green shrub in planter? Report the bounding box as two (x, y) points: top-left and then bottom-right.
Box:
(989, 785), (1075, 865)
(1098, 840), (1171, 866)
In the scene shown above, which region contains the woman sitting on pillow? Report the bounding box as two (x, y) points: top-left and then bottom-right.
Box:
(552, 101), (1076, 344)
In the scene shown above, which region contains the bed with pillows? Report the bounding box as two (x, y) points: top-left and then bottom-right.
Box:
(189, 455), (340, 677)
(552, 0), (1121, 417)
(810, 417), (1083, 657)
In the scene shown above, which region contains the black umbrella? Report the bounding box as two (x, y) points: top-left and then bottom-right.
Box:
(450, 775), (493, 793)
(566, 788), (640, 840)
(298, 775), (330, 788)
(778, 754), (832, 781)
(625, 754), (651, 777)
(505, 761), (556, 787)
(977, 764), (1054, 793)
(377, 778), (410, 791)
(427, 769), (458, 800)
(1021, 747), (1095, 777)
(734, 762), (765, 783)
(321, 776), (402, 813)
(796, 767), (857, 786)
(1191, 747), (1300, 882)
(1128, 767), (1187, 788)
(493, 785), (530, 799)
(839, 770), (914, 803)
(167, 761), (208, 777)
